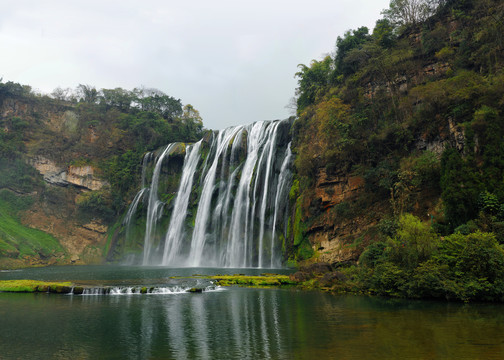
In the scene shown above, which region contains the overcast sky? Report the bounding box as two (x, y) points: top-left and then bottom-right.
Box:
(1, 0), (390, 130)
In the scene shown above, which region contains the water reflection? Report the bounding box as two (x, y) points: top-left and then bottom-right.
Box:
(2, 289), (504, 359)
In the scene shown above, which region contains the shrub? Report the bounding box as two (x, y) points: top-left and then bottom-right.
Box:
(359, 241), (387, 267)
(387, 214), (439, 270)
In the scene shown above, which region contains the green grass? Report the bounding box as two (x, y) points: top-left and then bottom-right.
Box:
(0, 190), (64, 259)
(207, 274), (297, 287)
(0, 280), (73, 292)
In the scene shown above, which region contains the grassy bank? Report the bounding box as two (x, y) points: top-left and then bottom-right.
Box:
(0, 280), (73, 292)
(0, 190), (65, 263)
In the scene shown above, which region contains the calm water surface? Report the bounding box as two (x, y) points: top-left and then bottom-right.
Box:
(1, 265), (504, 359)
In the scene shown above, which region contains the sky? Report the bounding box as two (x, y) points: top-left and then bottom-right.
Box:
(0, 0), (391, 130)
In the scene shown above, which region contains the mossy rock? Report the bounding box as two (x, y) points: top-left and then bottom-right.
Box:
(48, 285), (72, 293)
(187, 287), (203, 293)
(73, 286), (84, 295)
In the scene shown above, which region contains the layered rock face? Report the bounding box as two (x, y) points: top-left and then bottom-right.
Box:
(29, 156), (107, 190)
(303, 169), (376, 264)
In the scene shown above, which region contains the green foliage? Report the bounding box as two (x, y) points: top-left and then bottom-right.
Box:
(0, 80), (33, 100)
(440, 147), (481, 228)
(334, 27), (371, 76)
(103, 150), (142, 195)
(0, 114), (41, 192)
(456, 231), (504, 282)
(295, 56), (334, 111)
(373, 19), (397, 48)
(293, 198), (305, 247)
(359, 241), (388, 267)
(76, 190), (115, 223)
(386, 213), (439, 269)
(366, 262), (406, 296)
(133, 87), (183, 120)
(289, 179), (300, 201)
(421, 22), (449, 55)
(406, 260), (450, 298)
(358, 215), (504, 301)
(100, 88), (134, 112)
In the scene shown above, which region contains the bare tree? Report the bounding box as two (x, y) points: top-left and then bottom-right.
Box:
(51, 87), (72, 101)
(382, 0), (438, 27)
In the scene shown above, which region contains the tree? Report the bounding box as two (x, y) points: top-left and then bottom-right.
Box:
(76, 84), (99, 104)
(51, 87), (73, 101)
(334, 27), (371, 76)
(100, 88), (134, 112)
(0, 80), (30, 99)
(373, 19), (397, 48)
(133, 87), (183, 120)
(387, 213), (439, 270)
(295, 55), (334, 111)
(382, 0), (437, 27)
(179, 104), (203, 140)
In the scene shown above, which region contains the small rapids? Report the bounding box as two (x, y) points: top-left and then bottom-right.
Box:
(78, 284), (224, 296)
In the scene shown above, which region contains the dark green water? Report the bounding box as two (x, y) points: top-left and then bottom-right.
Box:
(2, 266), (504, 359)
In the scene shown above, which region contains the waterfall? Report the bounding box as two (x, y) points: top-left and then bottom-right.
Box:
(123, 152), (153, 237)
(142, 143), (179, 265)
(161, 141), (202, 265)
(188, 126), (244, 266)
(127, 119), (292, 268)
(270, 143), (292, 268)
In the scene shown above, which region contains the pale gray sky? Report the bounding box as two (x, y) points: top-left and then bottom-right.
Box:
(0, 0), (390, 130)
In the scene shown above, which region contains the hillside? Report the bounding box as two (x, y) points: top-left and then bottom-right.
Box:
(0, 84), (204, 268)
(288, 0), (504, 301)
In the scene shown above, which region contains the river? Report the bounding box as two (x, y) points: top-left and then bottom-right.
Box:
(1, 266), (504, 359)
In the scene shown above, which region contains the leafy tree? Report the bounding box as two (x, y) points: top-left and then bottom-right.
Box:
(134, 87), (183, 120)
(334, 27), (371, 76)
(100, 88), (134, 112)
(295, 56), (334, 111)
(0, 80), (32, 100)
(179, 104), (203, 140)
(386, 213), (439, 270)
(372, 19), (397, 48)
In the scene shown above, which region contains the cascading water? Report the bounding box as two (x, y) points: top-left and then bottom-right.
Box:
(142, 143), (179, 265)
(124, 119), (293, 268)
(162, 140), (202, 265)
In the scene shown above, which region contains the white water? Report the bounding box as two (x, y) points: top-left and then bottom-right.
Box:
(125, 119), (292, 268)
(162, 141), (202, 265)
(270, 143), (293, 267)
(80, 285), (224, 295)
(142, 143), (178, 265)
